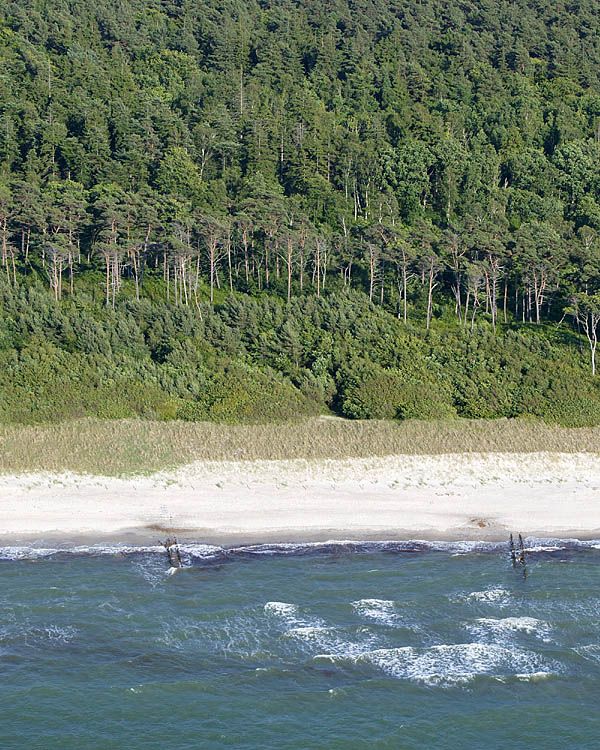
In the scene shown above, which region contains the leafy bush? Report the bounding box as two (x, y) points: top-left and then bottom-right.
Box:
(338, 360), (456, 420)
(1, 284), (600, 426)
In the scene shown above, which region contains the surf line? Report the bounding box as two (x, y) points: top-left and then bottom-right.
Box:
(509, 533), (527, 578)
(161, 536), (183, 573)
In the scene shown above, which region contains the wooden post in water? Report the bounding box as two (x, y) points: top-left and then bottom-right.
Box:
(509, 534), (517, 568)
(518, 533), (527, 578)
(162, 536), (183, 568)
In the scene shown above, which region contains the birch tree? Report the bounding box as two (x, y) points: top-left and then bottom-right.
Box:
(567, 293), (600, 375)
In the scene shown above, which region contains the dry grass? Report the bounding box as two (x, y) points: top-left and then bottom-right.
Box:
(1, 416), (600, 476)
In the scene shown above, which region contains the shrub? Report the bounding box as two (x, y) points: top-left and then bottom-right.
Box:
(338, 361), (456, 420)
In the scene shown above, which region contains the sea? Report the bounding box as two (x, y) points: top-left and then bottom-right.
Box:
(1, 538), (600, 749)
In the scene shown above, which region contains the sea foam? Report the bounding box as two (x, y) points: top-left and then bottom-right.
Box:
(352, 599), (399, 626)
(319, 642), (557, 685)
(2, 537), (600, 562)
(466, 617), (552, 642)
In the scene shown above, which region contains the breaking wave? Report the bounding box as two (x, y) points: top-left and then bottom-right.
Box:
(352, 599), (399, 626)
(2, 537), (600, 562)
(465, 617), (552, 642)
(463, 588), (512, 605)
(316, 642), (560, 685)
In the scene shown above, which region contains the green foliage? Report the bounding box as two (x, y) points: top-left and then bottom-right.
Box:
(338, 361), (457, 420)
(2, 0), (600, 425)
(1, 282), (599, 426)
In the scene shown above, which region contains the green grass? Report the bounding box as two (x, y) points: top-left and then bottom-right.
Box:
(1, 416), (599, 476)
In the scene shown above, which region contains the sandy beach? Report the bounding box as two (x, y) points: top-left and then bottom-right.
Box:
(1, 452), (600, 544)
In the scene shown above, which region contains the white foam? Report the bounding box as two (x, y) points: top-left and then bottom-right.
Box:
(352, 599), (399, 626)
(194, 613), (274, 660)
(574, 644), (600, 664)
(466, 617), (552, 642)
(158, 621), (187, 650)
(318, 642), (554, 685)
(286, 626), (355, 655)
(1, 537), (599, 562)
(0, 544), (166, 560)
(74, 544), (165, 555)
(265, 601), (380, 657)
(465, 588), (512, 606)
(158, 613), (266, 658)
(286, 625), (377, 658)
(44, 625), (77, 641)
(264, 601), (300, 619)
(233, 540), (365, 556)
(284, 625), (329, 640)
(0, 546), (59, 560)
(22, 624), (78, 646)
(179, 543), (223, 560)
(525, 546), (567, 553)
(133, 557), (170, 589)
(264, 601), (328, 638)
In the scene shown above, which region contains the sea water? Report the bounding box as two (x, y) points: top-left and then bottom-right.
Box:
(1, 539), (600, 749)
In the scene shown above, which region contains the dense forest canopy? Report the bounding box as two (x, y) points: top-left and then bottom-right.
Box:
(2, 0), (600, 425)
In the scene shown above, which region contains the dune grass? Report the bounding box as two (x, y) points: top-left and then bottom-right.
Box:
(1, 416), (600, 476)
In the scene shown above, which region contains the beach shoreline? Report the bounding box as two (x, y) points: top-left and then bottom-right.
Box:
(2, 452), (600, 545)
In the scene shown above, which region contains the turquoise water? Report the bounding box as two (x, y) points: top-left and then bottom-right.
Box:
(1, 540), (600, 749)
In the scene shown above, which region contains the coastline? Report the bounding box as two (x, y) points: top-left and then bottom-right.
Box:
(2, 452), (600, 545)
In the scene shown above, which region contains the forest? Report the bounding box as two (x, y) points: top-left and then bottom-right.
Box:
(2, 0), (600, 425)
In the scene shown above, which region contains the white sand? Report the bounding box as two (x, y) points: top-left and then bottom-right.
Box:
(1, 452), (600, 543)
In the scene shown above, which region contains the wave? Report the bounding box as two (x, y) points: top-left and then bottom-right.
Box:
(265, 601), (381, 657)
(264, 601), (308, 627)
(514, 671), (554, 682)
(152, 609), (277, 661)
(2, 536), (600, 562)
(0, 546), (64, 560)
(465, 617), (552, 642)
(285, 626), (377, 657)
(352, 599), (400, 627)
(461, 588), (512, 606)
(574, 644), (600, 664)
(316, 642), (560, 685)
(0, 622), (78, 648)
(0, 542), (223, 563)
